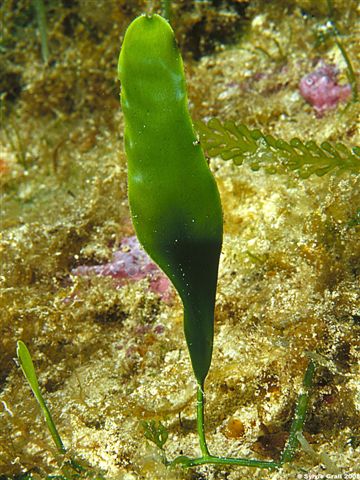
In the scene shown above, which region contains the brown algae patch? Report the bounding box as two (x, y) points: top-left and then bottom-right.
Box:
(1, 0), (360, 478)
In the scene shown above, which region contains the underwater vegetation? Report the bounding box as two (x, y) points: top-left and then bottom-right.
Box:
(0, 0), (359, 479)
(197, 118), (360, 177)
(32, 0), (49, 64)
(118, 12), (318, 471)
(118, 13), (223, 388)
(16, 340), (105, 479)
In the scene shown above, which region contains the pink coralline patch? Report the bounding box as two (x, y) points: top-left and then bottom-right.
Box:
(299, 62), (351, 116)
(72, 236), (172, 301)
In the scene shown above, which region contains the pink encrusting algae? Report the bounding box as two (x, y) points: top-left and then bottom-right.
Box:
(299, 62), (351, 116)
(72, 236), (172, 301)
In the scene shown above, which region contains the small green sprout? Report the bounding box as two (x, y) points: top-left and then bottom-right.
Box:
(32, 0), (50, 63)
(161, 0), (171, 21)
(281, 360), (315, 463)
(141, 420), (169, 450)
(16, 340), (106, 479)
(16, 340), (66, 454)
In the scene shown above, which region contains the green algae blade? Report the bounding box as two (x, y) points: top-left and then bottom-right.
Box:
(16, 340), (66, 454)
(118, 14), (223, 386)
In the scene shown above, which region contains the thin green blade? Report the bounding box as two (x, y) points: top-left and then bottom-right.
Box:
(16, 340), (66, 454)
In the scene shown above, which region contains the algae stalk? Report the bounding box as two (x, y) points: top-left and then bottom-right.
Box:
(16, 340), (66, 454)
(161, 0), (171, 21)
(281, 360), (316, 463)
(32, 0), (50, 63)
